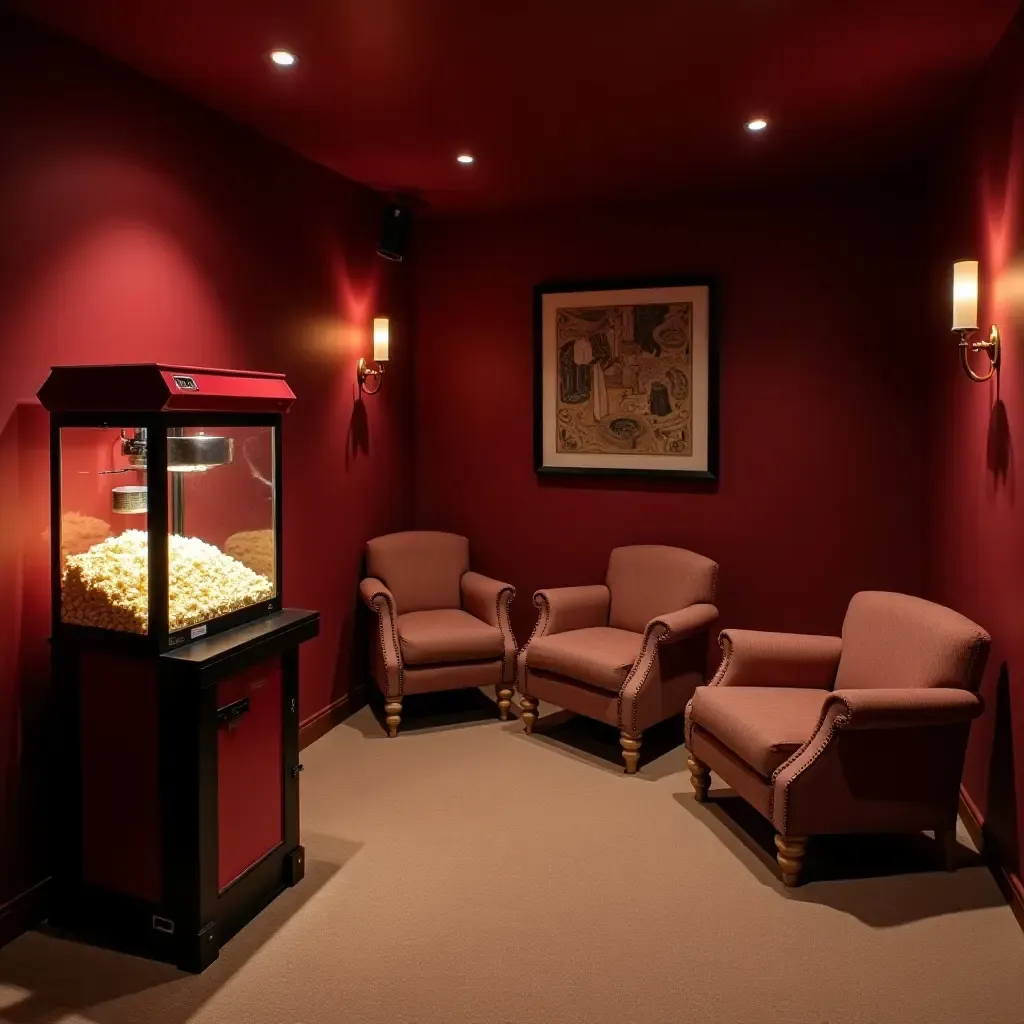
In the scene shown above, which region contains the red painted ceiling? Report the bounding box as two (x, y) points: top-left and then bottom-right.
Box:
(17, 0), (1021, 214)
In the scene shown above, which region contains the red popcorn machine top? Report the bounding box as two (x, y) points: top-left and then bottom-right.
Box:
(38, 364), (319, 972)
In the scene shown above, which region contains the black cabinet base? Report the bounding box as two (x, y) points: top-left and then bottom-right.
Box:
(284, 846), (306, 887)
(51, 844), (307, 973)
(52, 610), (319, 973)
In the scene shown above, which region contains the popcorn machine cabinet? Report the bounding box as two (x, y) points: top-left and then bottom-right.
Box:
(38, 364), (319, 973)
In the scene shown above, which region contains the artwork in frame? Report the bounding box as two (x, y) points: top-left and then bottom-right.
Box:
(533, 277), (719, 480)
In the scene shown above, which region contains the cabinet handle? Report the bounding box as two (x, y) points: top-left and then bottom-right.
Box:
(216, 697), (250, 729)
(291, 764), (304, 779)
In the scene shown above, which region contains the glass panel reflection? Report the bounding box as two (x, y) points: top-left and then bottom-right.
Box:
(59, 425), (150, 634)
(166, 426), (276, 633)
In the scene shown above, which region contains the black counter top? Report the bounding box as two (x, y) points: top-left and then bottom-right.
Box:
(161, 609), (319, 683)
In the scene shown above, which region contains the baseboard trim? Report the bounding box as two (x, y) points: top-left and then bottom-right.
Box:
(959, 786), (1024, 934)
(299, 687), (367, 749)
(0, 877), (50, 950)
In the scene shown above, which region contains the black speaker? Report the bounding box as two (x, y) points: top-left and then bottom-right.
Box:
(377, 203), (411, 262)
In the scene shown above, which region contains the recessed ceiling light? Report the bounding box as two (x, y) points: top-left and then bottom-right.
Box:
(269, 50), (298, 67)
(746, 118), (768, 132)
(456, 154), (475, 165)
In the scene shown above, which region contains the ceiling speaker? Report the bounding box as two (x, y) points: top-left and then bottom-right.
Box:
(377, 203), (411, 262)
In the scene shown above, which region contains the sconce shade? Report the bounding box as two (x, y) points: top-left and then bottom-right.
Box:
(373, 318), (390, 362)
(952, 260), (979, 331)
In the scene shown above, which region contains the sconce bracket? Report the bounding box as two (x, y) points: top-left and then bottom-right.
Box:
(357, 357), (385, 395)
(957, 325), (1001, 383)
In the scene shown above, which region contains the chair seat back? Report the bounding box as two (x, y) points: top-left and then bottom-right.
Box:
(834, 591), (990, 692)
(366, 531), (470, 614)
(606, 545), (717, 634)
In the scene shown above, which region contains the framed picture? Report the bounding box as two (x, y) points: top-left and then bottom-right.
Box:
(533, 276), (719, 480)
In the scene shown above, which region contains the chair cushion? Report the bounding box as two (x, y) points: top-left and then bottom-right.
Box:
(527, 627), (642, 693)
(687, 686), (831, 778)
(397, 609), (504, 666)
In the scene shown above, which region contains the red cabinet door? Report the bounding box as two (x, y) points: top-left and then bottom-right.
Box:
(216, 660), (283, 891)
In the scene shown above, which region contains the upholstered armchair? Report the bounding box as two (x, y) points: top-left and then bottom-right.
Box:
(359, 531), (516, 737)
(517, 545), (718, 773)
(685, 591), (990, 886)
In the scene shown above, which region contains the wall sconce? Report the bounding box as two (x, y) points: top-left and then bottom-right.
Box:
(952, 260), (1001, 383)
(357, 318), (389, 395)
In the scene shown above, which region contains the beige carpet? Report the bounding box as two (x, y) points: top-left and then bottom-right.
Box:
(2, 691), (1024, 1024)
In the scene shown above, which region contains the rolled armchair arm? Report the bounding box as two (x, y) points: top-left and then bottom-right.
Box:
(359, 576), (402, 697)
(360, 576), (396, 616)
(461, 571), (514, 627)
(644, 603), (718, 645)
(770, 686), (983, 835)
(531, 584), (610, 639)
(711, 629), (842, 689)
(462, 571), (517, 685)
(619, 604), (718, 737)
(825, 687), (983, 730)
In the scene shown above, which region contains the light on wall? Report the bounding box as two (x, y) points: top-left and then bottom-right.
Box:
(952, 260), (1001, 383)
(357, 318), (389, 395)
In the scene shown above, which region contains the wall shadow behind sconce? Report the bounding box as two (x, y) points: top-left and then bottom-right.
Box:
(357, 317), (389, 395)
(953, 260), (1001, 382)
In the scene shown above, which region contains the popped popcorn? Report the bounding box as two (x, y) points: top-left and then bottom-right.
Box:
(61, 529), (274, 634)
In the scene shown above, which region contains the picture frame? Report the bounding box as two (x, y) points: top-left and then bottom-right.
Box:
(533, 276), (719, 481)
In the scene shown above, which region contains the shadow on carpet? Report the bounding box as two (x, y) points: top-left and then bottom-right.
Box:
(0, 832), (361, 1024)
(509, 711), (686, 780)
(672, 790), (1007, 926)
(352, 687), (510, 738)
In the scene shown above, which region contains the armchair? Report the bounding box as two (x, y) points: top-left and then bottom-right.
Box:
(684, 591), (990, 885)
(360, 531), (516, 736)
(517, 545), (719, 773)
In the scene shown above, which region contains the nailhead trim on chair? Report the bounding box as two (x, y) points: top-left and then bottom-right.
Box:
(617, 621), (669, 735)
(528, 592), (552, 644)
(770, 701), (847, 832)
(369, 588), (404, 697)
(517, 592), (552, 698)
(495, 585), (518, 685)
(708, 632), (733, 687)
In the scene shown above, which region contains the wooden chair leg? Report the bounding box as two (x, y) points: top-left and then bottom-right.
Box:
(620, 731), (642, 775)
(937, 824), (959, 872)
(496, 687), (513, 721)
(687, 755), (710, 802)
(384, 697), (403, 738)
(775, 834), (808, 887)
(519, 695), (538, 734)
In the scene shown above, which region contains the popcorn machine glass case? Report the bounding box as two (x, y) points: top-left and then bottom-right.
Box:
(38, 364), (319, 974)
(40, 364), (287, 650)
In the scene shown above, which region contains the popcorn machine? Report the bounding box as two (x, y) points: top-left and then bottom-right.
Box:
(38, 364), (319, 972)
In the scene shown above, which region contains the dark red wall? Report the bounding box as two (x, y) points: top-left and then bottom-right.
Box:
(0, 13), (412, 919)
(925, 4), (1024, 896)
(413, 190), (931, 644)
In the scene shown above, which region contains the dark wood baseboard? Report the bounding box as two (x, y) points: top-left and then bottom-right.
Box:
(0, 877), (50, 950)
(299, 687), (367, 749)
(960, 786), (1024, 934)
